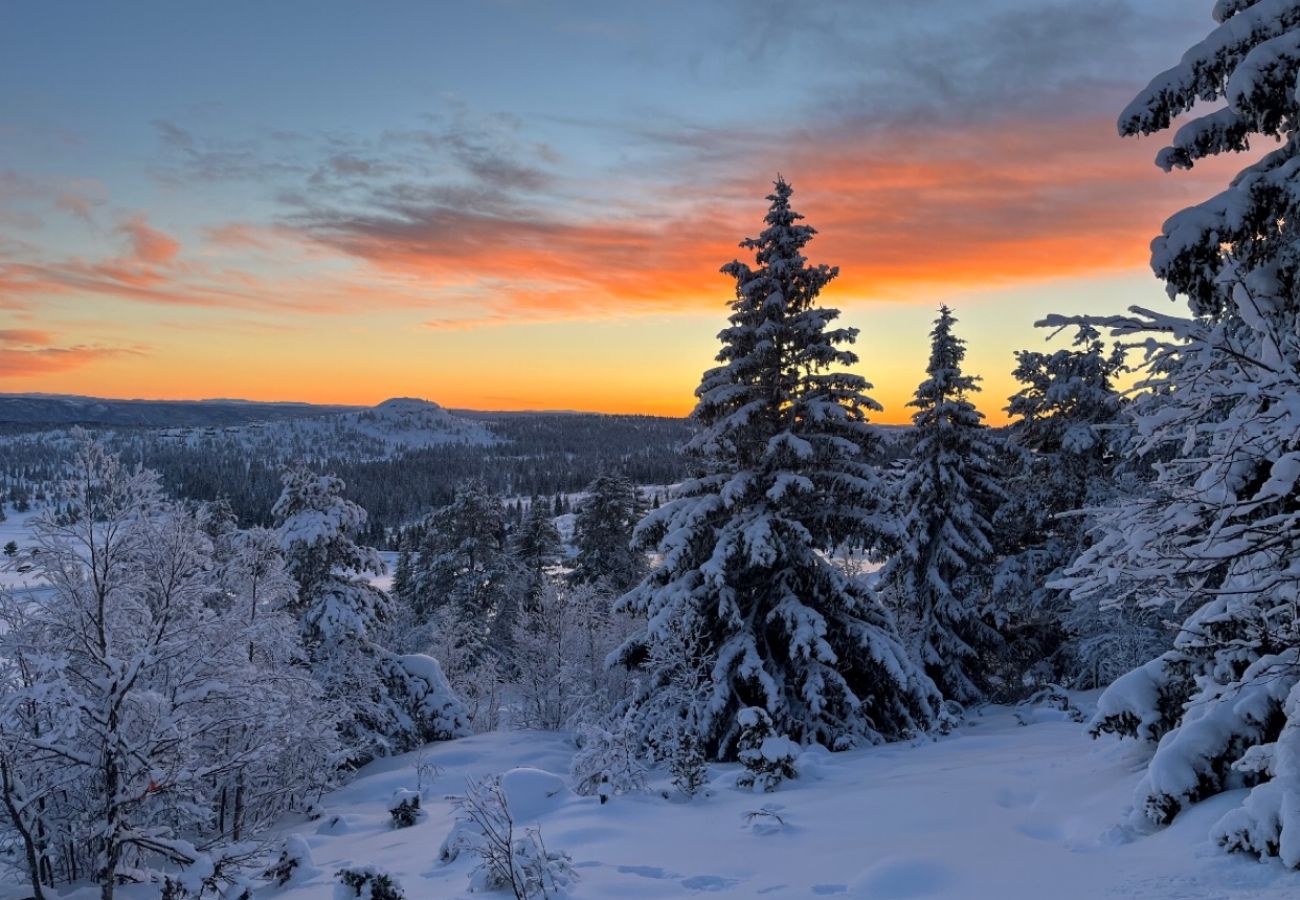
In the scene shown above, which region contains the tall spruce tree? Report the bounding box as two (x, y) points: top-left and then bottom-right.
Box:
(614, 178), (943, 760)
(512, 497), (562, 613)
(570, 473), (646, 594)
(997, 326), (1165, 690)
(514, 497), (563, 572)
(411, 479), (525, 673)
(879, 306), (1004, 705)
(1055, 1), (1300, 865)
(412, 480), (516, 624)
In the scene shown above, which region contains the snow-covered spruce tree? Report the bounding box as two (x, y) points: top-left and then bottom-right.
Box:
(412, 480), (522, 642)
(274, 465), (467, 762)
(1057, 1), (1300, 865)
(392, 534), (416, 609)
(570, 473), (646, 594)
(1005, 324), (1126, 510)
(613, 178), (944, 760)
(513, 497), (562, 575)
(407, 481), (523, 731)
(997, 326), (1166, 689)
(511, 497), (562, 614)
(0, 441), (335, 899)
(878, 306), (1005, 705)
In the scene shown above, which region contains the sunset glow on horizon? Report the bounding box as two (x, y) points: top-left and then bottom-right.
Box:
(1, 1), (1229, 424)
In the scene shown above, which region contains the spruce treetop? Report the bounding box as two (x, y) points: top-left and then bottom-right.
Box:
(911, 305), (982, 427)
(694, 177), (877, 477)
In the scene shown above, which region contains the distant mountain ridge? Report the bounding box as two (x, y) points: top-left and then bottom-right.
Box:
(0, 393), (357, 427)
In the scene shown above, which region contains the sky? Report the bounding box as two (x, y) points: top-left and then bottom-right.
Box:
(0, 0), (1238, 422)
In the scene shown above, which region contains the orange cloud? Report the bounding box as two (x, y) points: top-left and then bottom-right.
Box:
(0, 346), (135, 377)
(292, 113), (1237, 324)
(0, 329), (53, 345)
(5, 111), (1236, 333)
(117, 214), (180, 265)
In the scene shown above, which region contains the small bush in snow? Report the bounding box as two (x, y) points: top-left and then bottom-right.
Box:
(388, 789), (424, 829)
(1013, 685), (1085, 727)
(667, 728), (709, 798)
(570, 722), (646, 804)
(414, 748), (444, 794)
(263, 835), (315, 887)
(743, 805), (787, 836)
(335, 865), (405, 900)
(735, 708), (798, 792)
(440, 775), (576, 898)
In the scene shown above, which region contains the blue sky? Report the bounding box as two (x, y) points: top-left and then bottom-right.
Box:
(0, 1), (1236, 417)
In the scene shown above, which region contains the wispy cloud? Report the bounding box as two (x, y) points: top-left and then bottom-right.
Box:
(3, 0), (1221, 336)
(0, 329), (144, 378)
(0, 346), (138, 377)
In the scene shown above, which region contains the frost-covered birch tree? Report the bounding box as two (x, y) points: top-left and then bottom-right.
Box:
(0, 441), (336, 898)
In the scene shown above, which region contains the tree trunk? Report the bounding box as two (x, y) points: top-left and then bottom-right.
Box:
(0, 758), (46, 900)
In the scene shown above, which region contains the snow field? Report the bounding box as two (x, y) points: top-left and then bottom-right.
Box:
(46, 706), (1286, 900)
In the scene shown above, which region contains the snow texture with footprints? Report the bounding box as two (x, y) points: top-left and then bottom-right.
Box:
(39, 702), (1296, 899)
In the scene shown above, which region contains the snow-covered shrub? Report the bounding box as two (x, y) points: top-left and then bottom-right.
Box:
(735, 708), (798, 792)
(335, 865), (405, 900)
(388, 789), (424, 829)
(413, 748), (444, 795)
(263, 835), (318, 888)
(512, 581), (637, 731)
(1130, 651), (1298, 827)
(667, 728), (710, 798)
(1083, 602), (1297, 830)
(570, 722), (646, 804)
(1088, 652), (1195, 744)
(388, 653), (469, 744)
(160, 877), (190, 900)
(742, 806), (787, 836)
(439, 775), (576, 898)
(1064, 598), (1169, 694)
(1214, 680), (1300, 866)
(1013, 685), (1085, 727)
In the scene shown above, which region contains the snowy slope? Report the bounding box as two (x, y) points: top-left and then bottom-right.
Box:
(0, 509), (43, 594)
(39, 705), (1297, 899)
(338, 398), (497, 450)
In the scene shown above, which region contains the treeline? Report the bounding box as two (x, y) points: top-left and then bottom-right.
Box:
(0, 412), (697, 544)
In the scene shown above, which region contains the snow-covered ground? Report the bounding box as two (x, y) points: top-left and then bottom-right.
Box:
(4, 500), (1294, 898)
(37, 705), (1291, 899)
(0, 509), (41, 594)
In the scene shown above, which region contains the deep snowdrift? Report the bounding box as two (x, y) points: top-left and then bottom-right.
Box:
(41, 704), (1299, 899)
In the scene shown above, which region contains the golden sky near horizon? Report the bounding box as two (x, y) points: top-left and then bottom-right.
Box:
(0, 1), (1236, 424)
